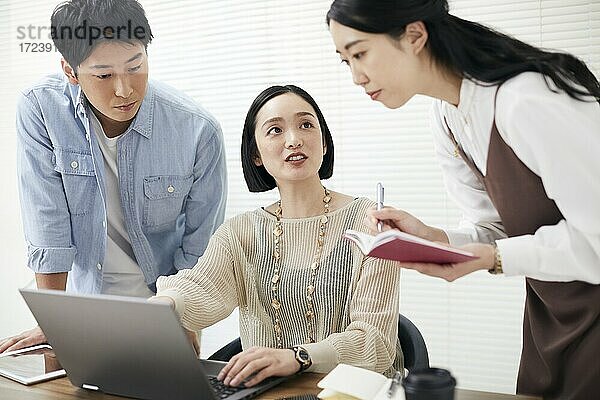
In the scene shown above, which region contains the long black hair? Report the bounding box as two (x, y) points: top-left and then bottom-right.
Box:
(327, 0), (600, 103)
(241, 85), (335, 193)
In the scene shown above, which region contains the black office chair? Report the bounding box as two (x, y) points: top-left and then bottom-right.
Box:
(398, 314), (429, 372)
(208, 336), (242, 362)
(208, 313), (430, 372)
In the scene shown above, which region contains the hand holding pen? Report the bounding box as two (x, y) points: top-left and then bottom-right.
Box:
(368, 185), (447, 244)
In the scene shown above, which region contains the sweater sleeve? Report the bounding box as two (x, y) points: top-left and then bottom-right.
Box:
(155, 222), (239, 331)
(302, 255), (401, 374)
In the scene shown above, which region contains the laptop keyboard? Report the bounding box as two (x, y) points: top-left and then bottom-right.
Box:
(208, 376), (246, 398)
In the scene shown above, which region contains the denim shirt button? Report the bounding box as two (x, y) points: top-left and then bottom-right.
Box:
(167, 185), (175, 193)
(96, 263), (102, 270)
(70, 161), (79, 169)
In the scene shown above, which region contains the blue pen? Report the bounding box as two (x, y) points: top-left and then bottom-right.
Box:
(376, 182), (384, 233)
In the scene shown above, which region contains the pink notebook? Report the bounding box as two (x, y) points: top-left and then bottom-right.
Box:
(343, 229), (478, 264)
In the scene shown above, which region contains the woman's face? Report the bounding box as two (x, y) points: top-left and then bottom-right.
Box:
(329, 20), (423, 109)
(253, 93), (326, 186)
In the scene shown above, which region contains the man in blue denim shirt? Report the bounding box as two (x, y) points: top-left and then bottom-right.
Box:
(0, 0), (226, 352)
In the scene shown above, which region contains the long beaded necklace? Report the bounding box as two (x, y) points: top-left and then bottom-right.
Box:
(270, 187), (331, 348)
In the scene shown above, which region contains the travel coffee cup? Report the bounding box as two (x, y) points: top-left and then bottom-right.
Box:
(402, 367), (456, 400)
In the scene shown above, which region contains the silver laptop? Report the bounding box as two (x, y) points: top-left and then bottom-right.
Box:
(20, 288), (286, 400)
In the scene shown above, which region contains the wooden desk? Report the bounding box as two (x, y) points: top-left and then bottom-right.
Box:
(0, 373), (541, 400)
(257, 374), (541, 400)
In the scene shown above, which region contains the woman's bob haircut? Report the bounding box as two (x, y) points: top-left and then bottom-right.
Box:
(241, 85), (334, 192)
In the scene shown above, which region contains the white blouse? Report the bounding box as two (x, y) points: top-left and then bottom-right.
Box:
(431, 72), (600, 284)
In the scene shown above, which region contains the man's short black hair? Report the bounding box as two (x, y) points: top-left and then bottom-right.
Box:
(51, 0), (153, 70)
(241, 85), (335, 193)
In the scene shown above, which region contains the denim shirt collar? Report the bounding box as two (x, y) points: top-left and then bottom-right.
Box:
(70, 81), (155, 139)
(129, 84), (154, 139)
(71, 83), (86, 119)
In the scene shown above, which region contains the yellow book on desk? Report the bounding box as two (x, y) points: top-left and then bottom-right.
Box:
(343, 229), (477, 264)
(317, 364), (404, 400)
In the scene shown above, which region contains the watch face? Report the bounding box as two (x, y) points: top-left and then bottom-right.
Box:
(297, 347), (309, 362)
(294, 346), (311, 371)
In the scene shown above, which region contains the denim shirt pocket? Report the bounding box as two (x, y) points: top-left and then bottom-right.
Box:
(53, 148), (97, 216)
(143, 174), (194, 231)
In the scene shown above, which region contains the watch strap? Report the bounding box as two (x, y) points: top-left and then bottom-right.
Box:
(488, 243), (503, 275)
(289, 345), (312, 372)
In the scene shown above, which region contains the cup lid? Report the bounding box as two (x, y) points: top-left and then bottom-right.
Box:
(402, 368), (456, 390)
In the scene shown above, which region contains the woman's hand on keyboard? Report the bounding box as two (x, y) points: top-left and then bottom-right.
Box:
(217, 346), (299, 387)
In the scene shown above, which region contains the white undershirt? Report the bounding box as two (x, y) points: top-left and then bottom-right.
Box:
(431, 72), (600, 284)
(89, 110), (154, 297)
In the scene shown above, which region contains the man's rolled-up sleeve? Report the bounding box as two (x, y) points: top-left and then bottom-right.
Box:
(16, 92), (76, 273)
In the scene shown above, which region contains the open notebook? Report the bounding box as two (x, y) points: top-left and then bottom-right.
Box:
(343, 229), (477, 264)
(317, 364), (404, 400)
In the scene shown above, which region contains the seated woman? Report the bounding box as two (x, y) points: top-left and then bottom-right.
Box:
(153, 85), (403, 387)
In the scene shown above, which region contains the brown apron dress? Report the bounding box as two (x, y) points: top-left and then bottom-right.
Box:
(444, 90), (600, 399)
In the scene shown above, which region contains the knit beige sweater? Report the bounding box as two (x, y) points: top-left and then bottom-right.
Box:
(156, 197), (403, 375)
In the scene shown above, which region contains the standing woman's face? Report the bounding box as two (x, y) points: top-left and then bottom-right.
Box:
(329, 20), (425, 109)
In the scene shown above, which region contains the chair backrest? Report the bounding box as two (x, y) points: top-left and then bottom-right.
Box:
(398, 313), (429, 372)
(207, 337), (242, 362)
(207, 313), (430, 372)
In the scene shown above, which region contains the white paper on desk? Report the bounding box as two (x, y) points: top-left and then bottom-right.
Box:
(317, 364), (404, 400)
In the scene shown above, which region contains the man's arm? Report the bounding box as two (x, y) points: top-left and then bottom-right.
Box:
(35, 272), (68, 290)
(16, 92), (76, 274)
(0, 270), (68, 353)
(1, 93), (76, 353)
(173, 120), (227, 270)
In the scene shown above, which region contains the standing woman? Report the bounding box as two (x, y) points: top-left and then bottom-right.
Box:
(327, 1), (599, 399)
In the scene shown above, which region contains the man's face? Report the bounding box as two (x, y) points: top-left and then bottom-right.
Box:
(67, 41), (149, 133)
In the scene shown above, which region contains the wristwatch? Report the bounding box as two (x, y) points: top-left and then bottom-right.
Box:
(488, 243), (503, 275)
(289, 346), (312, 372)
